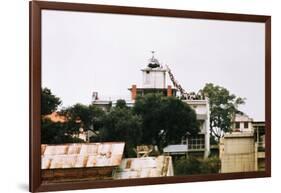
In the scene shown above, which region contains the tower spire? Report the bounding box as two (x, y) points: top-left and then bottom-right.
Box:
(148, 51), (160, 68)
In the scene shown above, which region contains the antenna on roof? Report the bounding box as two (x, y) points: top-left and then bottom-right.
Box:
(151, 50), (155, 58)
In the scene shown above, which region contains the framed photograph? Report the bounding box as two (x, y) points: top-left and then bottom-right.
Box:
(30, 1), (271, 192)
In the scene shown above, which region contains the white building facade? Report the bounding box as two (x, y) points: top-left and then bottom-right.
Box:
(183, 99), (210, 158)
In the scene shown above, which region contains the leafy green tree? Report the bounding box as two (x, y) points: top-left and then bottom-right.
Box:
(41, 117), (84, 144)
(115, 99), (128, 109)
(133, 94), (199, 151)
(41, 87), (61, 115)
(41, 87), (73, 144)
(59, 103), (105, 135)
(41, 88), (104, 144)
(201, 83), (245, 140)
(99, 107), (142, 157)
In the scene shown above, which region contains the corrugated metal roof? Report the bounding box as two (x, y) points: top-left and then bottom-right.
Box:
(163, 144), (188, 153)
(114, 156), (173, 179)
(41, 142), (125, 169)
(43, 112), (67, 123)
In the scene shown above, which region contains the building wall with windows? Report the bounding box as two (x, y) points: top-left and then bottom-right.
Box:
(184, 99), (211, 158)
(220, 118), (266, 172)
(232, 114), (253, 132)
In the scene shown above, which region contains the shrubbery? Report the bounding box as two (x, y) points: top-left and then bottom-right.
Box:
(174, 156), (220, 175)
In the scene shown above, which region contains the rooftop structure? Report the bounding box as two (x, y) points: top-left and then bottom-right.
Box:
(232, 114), (254, 132)
(128, 52), (176, 100)
(163, 144), (188, 155)
(43, 112), (67, 123)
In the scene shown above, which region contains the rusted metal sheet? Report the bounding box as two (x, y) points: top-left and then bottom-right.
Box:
(41, 166), (115, 183)
(41, 142), (125, 169)
(114, 156), (174, 179)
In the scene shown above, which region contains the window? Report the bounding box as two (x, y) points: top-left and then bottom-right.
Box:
(188, 135), (205, 150)
(244, 122), (249, 128)
(235, 122), (240, 129)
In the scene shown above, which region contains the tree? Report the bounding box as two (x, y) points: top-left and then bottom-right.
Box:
(115, 99), (128, 109)
(41, 87), (62, 115)
(41, 87), (75, 144)
(201, 83), (245, 140)
(99, 107), (142, 157)
(133, 94), (199, 151)
(59, 103), (105, 135)
(41, 118), (84, 144)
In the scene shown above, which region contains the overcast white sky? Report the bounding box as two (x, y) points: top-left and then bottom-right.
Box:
(42, 10), (265, 121)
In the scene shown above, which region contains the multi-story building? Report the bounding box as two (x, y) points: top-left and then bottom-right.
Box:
(220, 114), (265, 172)
(182, 99), (210, 158)
(93, 54), (211, 158)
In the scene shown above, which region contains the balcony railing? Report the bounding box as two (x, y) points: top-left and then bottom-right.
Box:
(257, 142), (265, 151)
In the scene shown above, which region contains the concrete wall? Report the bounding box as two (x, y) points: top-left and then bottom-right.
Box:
(220, 132), (256, 173)
(142, 69), (166, 89)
